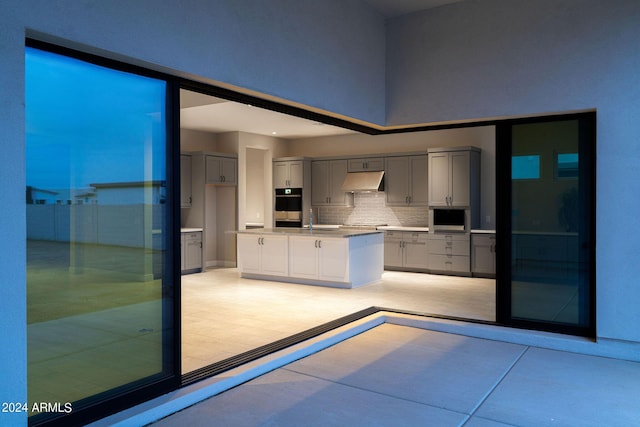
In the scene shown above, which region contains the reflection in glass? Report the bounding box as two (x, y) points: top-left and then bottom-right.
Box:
(26, 47), (172, 419)
(510, 120), (589, 327)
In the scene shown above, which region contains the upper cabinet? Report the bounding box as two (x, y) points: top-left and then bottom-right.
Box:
(180, 154), (192, 208)
(274, 160), (304, 188)
(206, 154), (237, 185)
(311, 159), (353, 206)
(428, 147), (480, 208)
(385, 155), (428, 206)
(347, 157), (384, 172)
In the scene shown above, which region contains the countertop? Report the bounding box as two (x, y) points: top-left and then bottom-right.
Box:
(303, 224), (341, 230)
(237, 227), (382, 238)
(181, 228), (203, 233)
(470, 229), (496, 234)
(377, 226), (429, 232)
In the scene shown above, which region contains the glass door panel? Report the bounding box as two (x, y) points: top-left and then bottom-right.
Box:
(26, 46), (176, 424)
(498, 115), (594, 335)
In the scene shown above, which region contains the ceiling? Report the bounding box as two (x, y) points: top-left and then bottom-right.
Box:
(180, 90), (356, 140)
(364, 0), (464, 18)
(180, 1), (466, 140)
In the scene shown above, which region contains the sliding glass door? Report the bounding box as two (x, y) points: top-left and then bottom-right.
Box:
(496, 114), (595, 336)
(26, 43), (179, 426)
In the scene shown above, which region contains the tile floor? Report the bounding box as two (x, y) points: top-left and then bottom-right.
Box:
(181, 268), (495, 372)
(156, 323), (640, 427)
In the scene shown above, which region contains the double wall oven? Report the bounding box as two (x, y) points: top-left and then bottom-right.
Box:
(275, 188), (303, 228)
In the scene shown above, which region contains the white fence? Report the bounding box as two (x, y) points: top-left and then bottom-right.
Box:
(27, 204), (164, 249)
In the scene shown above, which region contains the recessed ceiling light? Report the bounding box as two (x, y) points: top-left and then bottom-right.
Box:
(272, 131), (277, 135)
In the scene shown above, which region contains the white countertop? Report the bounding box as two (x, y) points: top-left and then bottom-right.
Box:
(237, 227), (382, 238)
(303, 224), (341, 230)
(470, 229), (496, 234)
(181, 228), (203, 233)
(377, 226), (429, 232)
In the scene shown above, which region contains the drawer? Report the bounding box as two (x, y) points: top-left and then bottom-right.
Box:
(404, 232), (428, 243)
(428, 239), (469, 256)
(429, 254), (470, 273)
(472, 234), (495, 246)
(384, 231), (403, 239)
(183, 232), (202, 241)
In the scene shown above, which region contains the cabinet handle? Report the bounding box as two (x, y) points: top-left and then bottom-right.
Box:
(189, 197), (192, 203)
(318, 240), (322, 248)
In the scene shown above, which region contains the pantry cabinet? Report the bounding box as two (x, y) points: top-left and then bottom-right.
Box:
(385, 155), (428, 206)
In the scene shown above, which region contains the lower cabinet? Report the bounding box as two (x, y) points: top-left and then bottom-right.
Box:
(289, 235), (348, 282)
(384, 231), (429, 271)
(472, 233), (496, 277)
(181, 231), (202, 274)
(428, 233), (471, 275)
(237, 234), (289, 276)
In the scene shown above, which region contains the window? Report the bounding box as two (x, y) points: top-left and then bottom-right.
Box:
(556, 152), (579, 179)
(511, 155), (540, 180)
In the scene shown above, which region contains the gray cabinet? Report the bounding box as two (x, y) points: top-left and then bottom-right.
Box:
(472, 233), (496, 277)
(274, 160), (303, 188)
(347, 157), (384, 172)
(206, 155), (237, 185)
(384, 231), (429, 271)
(311, 159), (353, 206)
(428, 233), (470, 275)
(180, 154), (192, 208)
(181, 231), (202, 274)
(428, 147), (480, 207)
(384, 155), (428, 206)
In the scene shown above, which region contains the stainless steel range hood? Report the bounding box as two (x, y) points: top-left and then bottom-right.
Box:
(341, 171), (384, 192)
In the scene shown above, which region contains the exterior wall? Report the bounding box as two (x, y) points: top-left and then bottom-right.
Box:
(0, 1), (384, 420)
(386, 0), (640, 342)
(3, 0), (640, 422)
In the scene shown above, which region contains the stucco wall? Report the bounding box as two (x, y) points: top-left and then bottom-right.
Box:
(3, 0), (640, 422)
(0, 0), (385, 421)
(386, 0), (640, 342)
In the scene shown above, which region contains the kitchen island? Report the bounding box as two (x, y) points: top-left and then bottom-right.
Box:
(236, 228), (383, 288)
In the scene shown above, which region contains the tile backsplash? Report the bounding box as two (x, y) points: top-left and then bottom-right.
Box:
(315, 192), (429, 226)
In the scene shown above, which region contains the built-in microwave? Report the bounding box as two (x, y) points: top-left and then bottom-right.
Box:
(432, 208), (466, 232)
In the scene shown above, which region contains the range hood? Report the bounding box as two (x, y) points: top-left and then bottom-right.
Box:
(341, 171), (384, 192)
